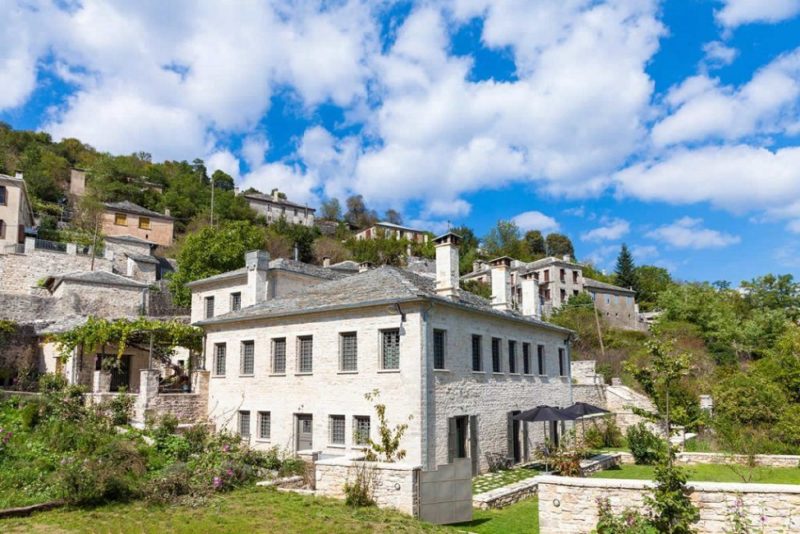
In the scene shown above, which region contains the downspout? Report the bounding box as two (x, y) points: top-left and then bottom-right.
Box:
(419, 301), (434, 470)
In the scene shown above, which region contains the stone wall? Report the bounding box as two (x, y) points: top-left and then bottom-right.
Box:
(0, 247), (112, 294)
(675, 452), (800, 469)
(315, 456), (420, 516)
(0, 323), (39, 386)
(0, 293), (59, 322)
(538, 475), (800, 533)
(134, 369), (209, 425)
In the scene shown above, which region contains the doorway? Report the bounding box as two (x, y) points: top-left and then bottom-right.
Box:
(296, 414), (313, 451)
(95, 354), (131, 392)
(508, 411), (522, 464)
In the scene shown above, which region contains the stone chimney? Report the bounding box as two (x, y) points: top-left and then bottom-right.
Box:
(15, 172), (23, 180)
(271, 188), (281, 201)
(473, 260), (486, 273)
(359, 261), (372, 273)
(433, 232), (462, 298)
(520, 271), (540, 319)
(245, 250), (270, 305)
(563, 254), (571, 262)
(164, 208), (171, 217)
(322, 256), (331, 268)
(490, 257), (512, 311)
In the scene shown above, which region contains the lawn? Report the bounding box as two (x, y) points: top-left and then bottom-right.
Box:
(593, 464), (800, 484)
(445, 497), (539, 534)
(472, 465), (540, 494)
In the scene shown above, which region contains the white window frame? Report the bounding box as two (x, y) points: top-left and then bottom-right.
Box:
(329, 414), (346, 446)
(214, 343), (227, 376)
(238, 410), (251, 438)
(257, 411), (271, 440)
(240, 340), (255, 376)
(339, 332), (358, 372)
(271, 337), (286, 374)
(297, 335), (313, 374)
(433, 329), (446, 370)
(380, 329), (401, 371)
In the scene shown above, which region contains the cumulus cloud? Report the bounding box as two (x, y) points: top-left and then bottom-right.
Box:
(715, 0), (800, 28)
(646, 217), (740, 249)
(631, 244), (659, 261)
(581, 218), (630, 242)
(511, 211), (559, 232)
(701, 41), (738, 68)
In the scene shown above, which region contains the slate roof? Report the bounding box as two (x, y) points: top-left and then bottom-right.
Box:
(34, 315), (90, 335)
(105, 235), (158, 247)
(583, 277), (636, 294)
(243, 192), (316, 211)
(104, 201), (173, 220)
(197, 265), (572, 335)
(127, 253), (160, 265)
(363, 221), (426, 233)
(329, 260), (360, 272)
(185, 258), (350, 288)
(47, 270), (150, 291)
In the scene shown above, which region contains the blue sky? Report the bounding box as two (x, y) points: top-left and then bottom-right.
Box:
(3, 0), (800, 283)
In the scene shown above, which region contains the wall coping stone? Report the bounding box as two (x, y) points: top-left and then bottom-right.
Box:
(537, 475), (800, 494)
(473, 476), (540, 506)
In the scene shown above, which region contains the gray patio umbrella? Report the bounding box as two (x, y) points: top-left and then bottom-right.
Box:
(562, 402), (611, 442)
(513, 406), (574, 472)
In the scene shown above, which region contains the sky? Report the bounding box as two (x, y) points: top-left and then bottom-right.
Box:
(2, 0), (800, 283)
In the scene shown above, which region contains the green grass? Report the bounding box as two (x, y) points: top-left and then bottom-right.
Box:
(592, 464), (800, 484)
(0, 487), (445, 533)
(472, 466), (540, 494)
(445, 497), (539, 534)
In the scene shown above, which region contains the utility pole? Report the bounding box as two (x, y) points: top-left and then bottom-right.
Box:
(90, 215), (99, 271)
(592, 297), (606, 360)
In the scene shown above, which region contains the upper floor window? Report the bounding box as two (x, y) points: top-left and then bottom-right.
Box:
(560, 269), (566, 283)
(214, 343), (227, 376)
(560, 289), (567, 302)
(297, 336), (313, 373)
(114, 213), (127, 226)
(433, 329), (446, 370)
(537, 344), (545, 375)
(508, 340), (517, 373)
(559, 347), (567, 377)
(491, 337), (501, 373)
(272, 338), (286, 374)
(522, 343), (531, 375)
(339, 332), (358, 372)
(230, 292), (242, 312)
(471, 335), (483, 372)
(543, 270), (550, 282)
(573, 271), (579, 283)
(0, 185), (6, 205)
(240, 340), (255, 375)
(381, 329), (400, 370)
(204, 296), (215, 319)
(138, 216), (151, 229)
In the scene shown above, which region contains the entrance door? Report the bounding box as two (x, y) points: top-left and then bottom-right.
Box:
(508, 411), (522, 464)
(95, 354), (131, 392)
(448, 416), (470, 463)
(296, 414), (313, 451)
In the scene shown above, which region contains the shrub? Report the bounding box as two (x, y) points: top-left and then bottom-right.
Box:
(584, 418), (624, 449)
(644, 455), (700, 533)
(144, 463), (192, 504)
(594, 497), (658, 534)
(106, 389), (135, 426)
(548, 446), (585, 477)
(627, 423), (666, 465)
(343, 463), (376, 507)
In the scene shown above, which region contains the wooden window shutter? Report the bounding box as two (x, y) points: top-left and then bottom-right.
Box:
(469, 415), (479, 475)
(447, 417), (457, 464)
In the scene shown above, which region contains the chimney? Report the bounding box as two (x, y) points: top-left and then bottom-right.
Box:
(245, 250), (270, 305)
(322, 256), (331, 268)
(15, 172), (23, 180)
(473, 260), (486, 273)
(164, 208), (171, 217)
(563, 254), (571, 262)
(520, 271), (541, 319)
(271, 188), (281, 201)
(433, 232), (462, 298)
(490, 257), (512, 311)
(359, 261), (372, 273)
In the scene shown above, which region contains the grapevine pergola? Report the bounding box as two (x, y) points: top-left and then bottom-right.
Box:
(53, 316), (203, 371)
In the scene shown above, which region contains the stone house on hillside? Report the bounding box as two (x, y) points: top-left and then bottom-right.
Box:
(354, 221), (429, 243)
(0, 173), (35, 250)
(243, 189), (316, 227)
(194, 233), (575, 473)
(102, 201), (174, 247)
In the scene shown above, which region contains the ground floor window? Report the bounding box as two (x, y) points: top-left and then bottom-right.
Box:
(329, 415), (345, 445)
(238, 411), (251, 438)
(258, 411), (271, 440)
(353, 416), (371, 446)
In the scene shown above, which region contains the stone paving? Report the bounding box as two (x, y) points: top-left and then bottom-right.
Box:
(471, 464), (540, 493)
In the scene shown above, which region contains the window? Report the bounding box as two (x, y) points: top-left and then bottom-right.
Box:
(560, 268), (566, 283)
(560, 289), (567, 302)
(573, 271), (579, 283)
(329, 415), (345, 445)
(114, 212), (127, 226)
(138, 216), (151, 229)
(353, 416), (371, 446)
(0, 220), (5, 239)
(491, 337), (501, 373)
(381, 329), (400, 370)
(523, 343), (531, 375)
(0, 186), (6, 205)
(272, 338), (286, 374)
(214, 343), (226, 376)
(204, 296), (215, 319)
(559, 348), (567, 377)
(471, 335), (483, 371)
(544, 289), (551, 301)
(339, 332), (358, 372)
(230, 292), (242, 312)
(298, 336), (313, 373)
(537, 345), (545, 375)
(238, 411), (251, 437)
(433, 329), (446, 370)
(508, 340), (517, 373)
(257, 411), (271, 440)
(544, 270), (550, 282)
(240, 340), (254, 375)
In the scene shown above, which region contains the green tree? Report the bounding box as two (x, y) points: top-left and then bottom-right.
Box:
(483, 220), (526, 259)
(320, 198), (342, 221)
(345, 195), (377, 229)
(211, 170), (235, 191)
(384, 209), (403, 225)
(740, 274), (800, 321)
(545, 233), (574, 258)
(635, 265), (672, 311)
(614, 243), (638, 291)
(168, 221), (266, 306)
(524, 230), (546, 258)
(450, 225), (480, 274)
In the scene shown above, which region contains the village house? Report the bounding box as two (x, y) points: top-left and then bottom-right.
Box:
(354, 221), (429, 243)
(194, 233), (575, 474)
(102, 201), (174, 247)
(0, 173), (35, 251)
(243, 189), (316, 227)
(462, 255), (644, 331)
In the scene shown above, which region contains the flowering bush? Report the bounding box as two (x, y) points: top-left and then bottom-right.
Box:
(594, 498), (658, 534)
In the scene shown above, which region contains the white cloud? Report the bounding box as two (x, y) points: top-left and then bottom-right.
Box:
(205, 150), (241, 181)
(787, 219), (800, 233)
(583, 245), (618, 269)
(631, 244), (659, 261)
(701, 41), (738, 68)
(581, 217), (630, 241)
(646, 217), (740, 249)
(716, 0), (800, 28)
(511, 211), (559, 232)
(653, 48), (800, 147)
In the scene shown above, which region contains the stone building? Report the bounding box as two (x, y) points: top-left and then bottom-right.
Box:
(102, 201), (174, 247)
(0, 173), (34, 250)
(354, 221), (429, 243)
(194, 233), (575, 473)
(243, 189), (316, 227)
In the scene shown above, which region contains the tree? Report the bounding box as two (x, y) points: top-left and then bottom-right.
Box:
(450, 225), (480, 274)
(320, 198), (342, 221)
(483, 220), (526, 259)
(614, 244), (638, 291)
(524, 230), (546, 258)
(545, 233), (574, 258)
(211, 170), (234, 191)
(344, 195), (378, 229)
(269, 217), (320, 262)
(312, 237), (351, 264)
(384, 209), (403, 225)
(168, 221), (266, 306)
(740, 274), (800, 321)
(636, 265), (672, 311)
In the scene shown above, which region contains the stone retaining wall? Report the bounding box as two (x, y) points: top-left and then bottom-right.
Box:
(616, 451), (800, 469)
(0, 247), (112, 295)
(473, 477), (538, 509)
(538, 475), (800, 533)
(315, 457), (421, 516)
